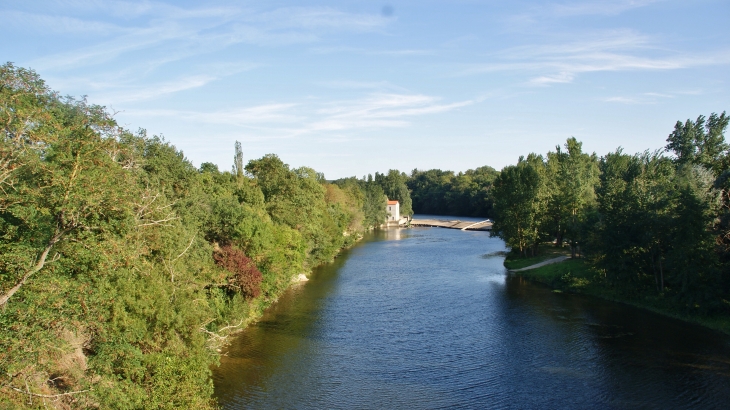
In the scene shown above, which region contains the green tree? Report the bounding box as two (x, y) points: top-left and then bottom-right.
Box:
(362, 176), (388, 228)
(374, 169), (413, 216)
(408, 166), (498, 217)
(666, 112), (729, 173)
(491, 159), (543, 256)
(544, 138), (599, 256)
(0, 95), (134, 307)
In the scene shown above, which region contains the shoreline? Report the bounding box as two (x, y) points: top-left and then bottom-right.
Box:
(210, 232), (366, 352)
(505, 256), (730, 336)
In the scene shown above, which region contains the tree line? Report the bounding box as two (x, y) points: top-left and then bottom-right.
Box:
(332, 166), (501, 221)
(491, 113), (730, 314)
(0, 63), (418, 408)
(407, 166), (499, 217)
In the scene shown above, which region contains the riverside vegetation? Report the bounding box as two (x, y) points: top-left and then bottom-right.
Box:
(3, 61), (727, 407)
(492, 115), (730, 333)
(0, 63), (417, 409)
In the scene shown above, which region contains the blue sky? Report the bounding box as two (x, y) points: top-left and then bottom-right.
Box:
(3, 0), (729, 179)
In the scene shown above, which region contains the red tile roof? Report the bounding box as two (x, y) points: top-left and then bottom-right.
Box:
(387, 200), (398, 205)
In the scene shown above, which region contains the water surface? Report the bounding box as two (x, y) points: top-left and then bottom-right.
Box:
(214, 221), (730, 409)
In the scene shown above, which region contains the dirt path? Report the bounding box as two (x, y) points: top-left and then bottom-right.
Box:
(508, 256), (569, 272)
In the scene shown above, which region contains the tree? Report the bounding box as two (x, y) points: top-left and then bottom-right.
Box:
(491, 160), (542, 256)
(408, 169), (453, 215)
(594, 150), (673, 289)
(233, 140), (244, 179)
(362, 177), (388, 228)
(544, 138), (599, 256)
(666, 112), (729, 174)
(374, 169), (413, 216)
(0, 93), (135, 307)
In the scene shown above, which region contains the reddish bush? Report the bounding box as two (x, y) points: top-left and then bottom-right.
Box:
(213, 245), (263, 299)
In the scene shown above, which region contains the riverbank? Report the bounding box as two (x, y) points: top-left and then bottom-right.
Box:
(505, 248), (730, 336)
(208, 232), (366, 352)
(215, 224), (730, 409)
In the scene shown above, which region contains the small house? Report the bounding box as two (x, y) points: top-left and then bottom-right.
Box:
(386, 199), (408, 226)
(387, 200), (400, 224)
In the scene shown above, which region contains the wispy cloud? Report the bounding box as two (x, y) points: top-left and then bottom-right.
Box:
(23, 3), (391, 72)
(53, 0), (237, 20)
(529, 72), (575, 85)
(603, 96), (644, 104)
(0, 10), (127, 35)
(96, 75), (216, 102)
(314, 80), (409, 93)
(122, 92), (472, 136)
(550, 0), (663, 17)
(126, 103), (300, 125)
(30, 24), (190, 70)
(310, 46), (435, 56)
(48, 60), (259, 103)
(308, 94), (472, 132)
(505, 0), (663, 28)
(254, 7), (389, 31)
(603, 91), (676, 104)
(461, 29), (730, 85)
(13, 2), (393, 102)
(643, 92), (673, 98)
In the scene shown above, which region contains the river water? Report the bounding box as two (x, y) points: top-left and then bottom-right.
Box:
(213, 218), (730, 409)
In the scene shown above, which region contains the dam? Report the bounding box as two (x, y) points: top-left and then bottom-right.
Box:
(409, 218), (492, 231)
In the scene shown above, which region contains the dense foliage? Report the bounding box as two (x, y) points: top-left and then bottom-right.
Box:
(332, 165), (499, 221)
(0, 63), (368, 409)
(492, 115), (730, 314)
(332, 172), (414, 227)
(408, 166), (499, 217)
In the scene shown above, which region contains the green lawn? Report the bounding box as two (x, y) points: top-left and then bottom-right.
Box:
(503, 243), (571, 270)
(517, 258), (594, 289)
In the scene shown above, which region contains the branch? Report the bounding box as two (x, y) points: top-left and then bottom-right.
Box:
(199, 320), (245, 342)
(135, 193), (159, 218)
(0, 228), (66, 307)
(173, 234), (196, 263)
(7, 385), (92, 398)
(167, 233), (196, 283)
(217, 320), (244, 333)
(136, 215), (179, 227)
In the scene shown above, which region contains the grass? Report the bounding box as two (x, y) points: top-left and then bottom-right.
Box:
(506, 252), (730, 335)
(503, 243), (571, 270)
(517, 258), (594, 290)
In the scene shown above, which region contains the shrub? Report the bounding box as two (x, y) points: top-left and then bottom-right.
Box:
(213, 245), (263, 299)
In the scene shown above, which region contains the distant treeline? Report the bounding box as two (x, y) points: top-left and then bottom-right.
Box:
(332, 170), (414, 225)
(491, 113), (730, 315)
(0, 63), (416, 408)
(331, 166), (501, 219)
(408, 167), (499, 217)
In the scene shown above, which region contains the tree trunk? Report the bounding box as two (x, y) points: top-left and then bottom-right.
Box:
(659, 256), (664, 292)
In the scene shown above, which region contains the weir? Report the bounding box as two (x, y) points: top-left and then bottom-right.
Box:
(409, 218), (492, 231)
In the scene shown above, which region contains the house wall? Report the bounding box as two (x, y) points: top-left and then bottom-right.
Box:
(387, 202), (400, 222)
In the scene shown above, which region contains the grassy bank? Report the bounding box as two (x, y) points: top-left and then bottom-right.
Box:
(502, 245), (571, 270)
(505, 246), (730, 335)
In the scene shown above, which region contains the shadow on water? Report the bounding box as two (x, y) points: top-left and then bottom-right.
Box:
(214, 225), (730, 409)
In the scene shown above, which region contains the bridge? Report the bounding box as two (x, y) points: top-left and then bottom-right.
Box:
(409, 218), (492, 231)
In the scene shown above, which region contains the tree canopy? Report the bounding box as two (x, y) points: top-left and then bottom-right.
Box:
(0, 63), (370, 408)
(492, 113), (730, 314)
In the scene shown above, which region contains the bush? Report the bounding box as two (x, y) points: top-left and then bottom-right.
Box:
(213, 245), (263, 299)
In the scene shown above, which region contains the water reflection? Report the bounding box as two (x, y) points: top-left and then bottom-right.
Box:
(384, 227), (402, 240)
(214, 225), (730, 409)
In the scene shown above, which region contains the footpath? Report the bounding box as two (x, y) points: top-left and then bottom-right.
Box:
(508, 256), (569, 272)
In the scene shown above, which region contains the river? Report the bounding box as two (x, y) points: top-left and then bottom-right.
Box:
(213, 217), (730, 409)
